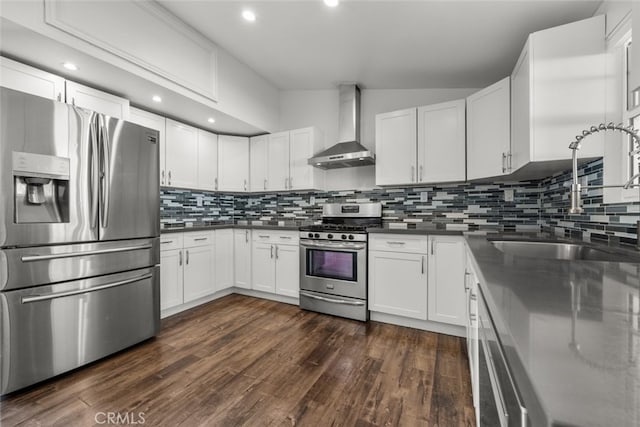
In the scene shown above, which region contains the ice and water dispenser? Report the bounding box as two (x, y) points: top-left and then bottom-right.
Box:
(12, 151), (70, 223)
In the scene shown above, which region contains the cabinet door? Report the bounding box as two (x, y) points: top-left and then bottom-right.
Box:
(467, 77), (511, 180)
(417, 100), (466, 183)
(250, 135), (268, 191)
(510, 41), (532, 172)
(65, 80), (129, 119)
(160, 248), (183, 310)
(0, 56), (65, 101)
(369, 250), (427, 320)
(251, 242), (275, 293)
(165, 119), (199, 189)
(427, 236), (466, 326)
(234, 229), (252, 289)
(275, 244), (299, 298)
(183, 245), (214, 302)
(215, 229), (234, 291)
(290, 127), (322, 190)
(218, 135), (249, 192)
(375, 108), (417, 186)
(129, 108), (166, 186)
(268, 131), (290, 191)
(198, 130), (218, 191)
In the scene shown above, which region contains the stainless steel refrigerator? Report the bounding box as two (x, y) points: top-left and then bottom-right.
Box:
(0, 87), (160, 395)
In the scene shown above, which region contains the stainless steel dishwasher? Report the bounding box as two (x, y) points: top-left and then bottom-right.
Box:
(477, 287), (529, 427)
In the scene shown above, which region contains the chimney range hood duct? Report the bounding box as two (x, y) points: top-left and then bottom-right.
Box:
(308, 84), (374, 169)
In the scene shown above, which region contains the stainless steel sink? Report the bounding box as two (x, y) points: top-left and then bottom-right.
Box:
(490, 240), (640, 262)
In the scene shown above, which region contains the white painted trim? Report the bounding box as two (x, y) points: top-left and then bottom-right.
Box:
(233, 288), (299, 306)
(160, 288), (233, 319)
(370, 311), (465, 337)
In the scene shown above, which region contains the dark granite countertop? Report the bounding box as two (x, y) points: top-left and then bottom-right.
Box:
(161, 223), (301, 234)
(465, 233), (640, 427)
(366, 226), (464, 236)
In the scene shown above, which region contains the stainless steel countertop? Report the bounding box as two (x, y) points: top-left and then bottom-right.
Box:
(465, 234), (640, 427)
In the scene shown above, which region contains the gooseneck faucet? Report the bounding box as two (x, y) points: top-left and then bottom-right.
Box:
(568, 122), (640, 215)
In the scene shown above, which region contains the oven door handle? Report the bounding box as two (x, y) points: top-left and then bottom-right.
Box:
(300, 291), (365, 306)
(299, 240), (366, 250)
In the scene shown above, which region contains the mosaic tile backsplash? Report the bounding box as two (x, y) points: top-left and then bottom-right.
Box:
(161, 158), (639, 244)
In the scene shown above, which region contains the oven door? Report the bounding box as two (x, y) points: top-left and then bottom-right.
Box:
(299, 239), (366, 299)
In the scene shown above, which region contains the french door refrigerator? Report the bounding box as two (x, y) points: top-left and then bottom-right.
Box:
(0, 87), (160, 395)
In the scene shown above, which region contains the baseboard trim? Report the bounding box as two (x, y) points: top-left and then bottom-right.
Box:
(160, 288), (234, 319)
(370, 312), (465, 337)
(233, 288), (299, 306)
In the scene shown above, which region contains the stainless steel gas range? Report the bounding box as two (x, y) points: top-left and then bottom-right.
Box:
(299, 203), (382, 321)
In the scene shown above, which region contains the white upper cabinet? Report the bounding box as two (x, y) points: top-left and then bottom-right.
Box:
(0, 56), (65, 101)
(165, 119), (199, 189)
(375, 108), (418, 186)
(65, 80), (130, 119)
(250, 135), (268, 191)
(197, 130), (218, 191)
(44, 0), (218, 101)
(417, 100), (466, 183)
(218, 135), (249, 192)
(511, 15), (605, 172)
(129, 108), (166, 186)
(467, 77), (511, 180)
(268, 131), (291, 191)
(289, 127), (324, 191)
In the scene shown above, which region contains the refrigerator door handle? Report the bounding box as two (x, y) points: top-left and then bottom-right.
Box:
(99, 115), (111, 229)
(21, 244), (154, 262)
(21, 273), (153, 303)
(89, 117), (100, 229)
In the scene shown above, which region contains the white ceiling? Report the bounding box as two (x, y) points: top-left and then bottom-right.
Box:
(159, 0), (602, 90)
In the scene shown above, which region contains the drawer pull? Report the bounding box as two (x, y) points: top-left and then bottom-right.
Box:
(193, 238), (208, 241)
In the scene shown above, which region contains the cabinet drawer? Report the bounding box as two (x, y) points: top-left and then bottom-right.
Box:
(183, 231), (214, 248)
(252, 229), (299, 244)
(160, 234), (183, 251)
(369, 234), (429, 253)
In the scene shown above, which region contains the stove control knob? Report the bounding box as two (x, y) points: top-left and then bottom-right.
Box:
(327, 234), (333, 239)
(341, 234), (347, 240)
(348, 235), (354, 240)
(314, 233), (320, 238)
(308, 233), (314, 238)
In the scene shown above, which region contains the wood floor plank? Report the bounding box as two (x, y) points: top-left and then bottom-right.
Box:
(0, 295), (475, 426)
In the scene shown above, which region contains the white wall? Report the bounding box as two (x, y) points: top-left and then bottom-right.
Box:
(280, 88), (478, 190)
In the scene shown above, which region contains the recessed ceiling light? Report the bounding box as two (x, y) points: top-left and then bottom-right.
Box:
(207, 117), (216, 123)
(324, 0), (339, 7)
(62, 62), (78, 71)
(242, 9), (256, 22)
(152, 95), (162, 103)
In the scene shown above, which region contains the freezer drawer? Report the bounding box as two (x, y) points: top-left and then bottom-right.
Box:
(0, 237), (159, 291)
(0, 266), (160, 395)
(299, 290), (368, 321)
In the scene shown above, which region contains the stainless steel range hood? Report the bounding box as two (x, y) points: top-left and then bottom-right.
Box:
(308, 84), (374, 169)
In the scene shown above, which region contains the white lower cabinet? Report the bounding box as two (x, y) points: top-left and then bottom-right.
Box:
(465, 251), (480, 420)
(369, 250), (428, 319)
(251, 231), (300, 297)
(214, 229), (234, 292)
(427, 236), (466, 326)
(233, 229), (252, 289)
(160, 231), (216, 313)
(369, 234), (466, 328)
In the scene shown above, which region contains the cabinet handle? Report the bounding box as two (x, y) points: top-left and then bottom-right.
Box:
(270, 245), (274, 259)
(284, 177), (288, 189)
(502, 153), (507, 173)
(168, 171), (172, 185)
(244, 179), (247, 191)
(386, 241), (406, 245)
(179, 250), (182, 266)
(215, 177), (218, 190)
(419, 165), (423, 182)
(245, 230), (249, 243)
(186, 249), (189, 265)
(259, 235), (270, 239)
(431, 240), (434, 255)
(57, 93), (62, 102)
(194, 237), (208, 241)
(161, 170), (165, 185)
(507, 152), (512, 171)
(279, 236), (292, 240)
(411, 165), (415, 182)
(289, 177), (293, 189)
(71, 97), (75, 105)
(161, 240), (173, 245)
(264, 179), (267, 191)
(275, 245), (279, 259)
(421, 255), (425, 274)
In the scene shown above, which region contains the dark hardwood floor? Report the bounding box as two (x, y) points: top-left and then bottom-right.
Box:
(0, 294), (475, 426)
